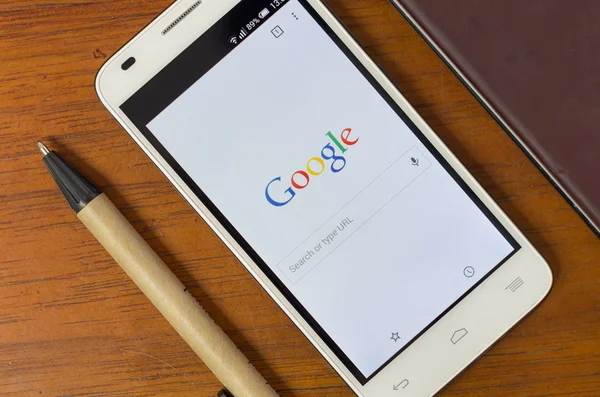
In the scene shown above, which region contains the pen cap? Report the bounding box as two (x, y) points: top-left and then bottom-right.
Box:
(42, 151), (100, 213)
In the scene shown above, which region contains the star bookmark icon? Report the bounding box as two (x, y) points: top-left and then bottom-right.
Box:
(391, 332), (400, 342)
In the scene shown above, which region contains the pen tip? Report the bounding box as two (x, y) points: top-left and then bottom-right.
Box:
(37, 141), (50, 156)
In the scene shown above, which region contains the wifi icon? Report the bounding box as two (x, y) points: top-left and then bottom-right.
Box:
(229, 36), (238, 45)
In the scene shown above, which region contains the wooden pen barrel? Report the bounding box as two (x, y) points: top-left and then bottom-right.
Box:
(78, 193), (278, 397)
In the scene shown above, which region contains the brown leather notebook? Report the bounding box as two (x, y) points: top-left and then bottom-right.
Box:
(391, 0), (600, 235)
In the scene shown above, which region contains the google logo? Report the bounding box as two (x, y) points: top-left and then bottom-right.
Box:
(265, 128), (359, 207)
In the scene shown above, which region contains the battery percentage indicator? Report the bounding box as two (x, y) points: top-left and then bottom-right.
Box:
(246, 18), (261, 31)
(258, 8), (270, 19)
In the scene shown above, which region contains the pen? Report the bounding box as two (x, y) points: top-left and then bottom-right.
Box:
(37, 142), (278, 397)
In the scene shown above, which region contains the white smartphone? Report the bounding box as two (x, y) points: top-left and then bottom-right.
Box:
(96, 0), (553, 395)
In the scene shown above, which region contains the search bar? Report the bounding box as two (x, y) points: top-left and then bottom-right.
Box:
(277, 146), (431, 284)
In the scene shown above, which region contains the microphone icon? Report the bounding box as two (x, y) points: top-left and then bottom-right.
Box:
(411, 157), (419, 166)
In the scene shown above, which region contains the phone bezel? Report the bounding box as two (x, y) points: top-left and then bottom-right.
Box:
(95, 0), (553, 395)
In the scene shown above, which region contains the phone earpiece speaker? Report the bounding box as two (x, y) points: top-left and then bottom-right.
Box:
(162, 1), (202, 36)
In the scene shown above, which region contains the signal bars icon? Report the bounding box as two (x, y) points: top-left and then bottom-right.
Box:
(230, 28), (248, 45)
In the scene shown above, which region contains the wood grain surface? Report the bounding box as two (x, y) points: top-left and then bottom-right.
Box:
(1, 0), (598, 396)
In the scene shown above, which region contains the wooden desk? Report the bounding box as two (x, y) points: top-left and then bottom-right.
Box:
(1, 0), (598, 396)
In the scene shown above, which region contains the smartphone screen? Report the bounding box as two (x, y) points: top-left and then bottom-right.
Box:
(121, 0), (519, 384)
